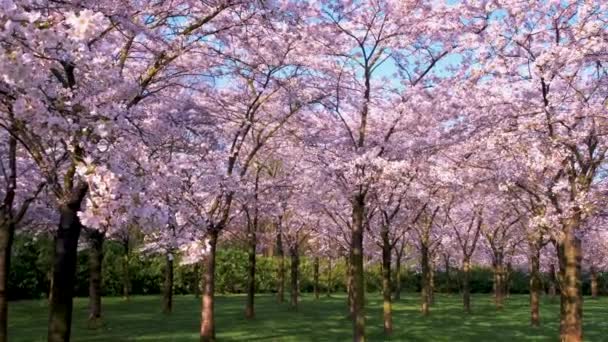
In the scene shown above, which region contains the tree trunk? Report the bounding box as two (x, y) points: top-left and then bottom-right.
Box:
(557, 224), (583, 342)
(529, 242), (541, 327)
(351, 194), (365, 342)
(194, 263), (201, 298)
(549, 264), (557, 301)
(122, 240), (130, 301)
(289, 245), (299, 311)
(381, 227), (392, 335)
(493, 250), (505, 310)
(245, 227), (256, 319)
(346, 255), (354, 316)
(48, 266), (54, 302)
(462, 258), (471, 314)
(421, 245), (430, 316)
(590, 267), (598, 299)
(48, 187), (87, 342)
(246, 179), (259, 318)
(276, 227), (285, 304)
(0, 127), (17, 342)
(394, 249), (402, 300)
(326, 258), (332, 297)
(444, 254), (451, 295)
(506, 262), (512, 298)
(0, 222), (15, 342)
(87, 230), (104, 326)
(200, 231), (218, 342)
(429, 261), (435, 306)
(313, 257), (320, 300)
(162, 252), (174, 314)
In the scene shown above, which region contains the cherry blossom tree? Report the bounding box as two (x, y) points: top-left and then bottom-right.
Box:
(0, 129), (45, 342)
(307, 0), (487, 338)
(458, 2), (608, 338)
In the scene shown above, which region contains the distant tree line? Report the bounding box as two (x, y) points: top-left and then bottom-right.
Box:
(9, 234), (607, 301)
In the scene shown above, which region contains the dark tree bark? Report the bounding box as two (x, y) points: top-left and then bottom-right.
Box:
(326, 258), (332, 297)
(48, 266), (54, 302)
(506, 262), (513, 298)
(529, 241), (541, 327)
(162, 252), (174, 314)
(0, 222), (14, 342)
(429, 261), (435, 306)
(380, 225), (392, 335)
(346, 254), (354, 318)
(0, 131), (41, 342)
(245, 172), (259, 318)
(557, 224), (583, 342)
(121, 237), (131, 301)
(289, 244), (299, 311)
(276, 226), (285, 304)
(0, 133), (17, 342)
(193, 263), (201, 298)
(548, 264), (557, 301)
(421, 245), (431, 316)
(462, 258), (472, 314)
(313, 257), (320, 300)
(394, 246), (403, 300)
(443, 254), (451, 294)
(245, 221), (256, 319)
(48, 183), (88, 342)
(200, 230), (218, 342)
(351, 193), (365, 341)
(87, 230), (104, 326)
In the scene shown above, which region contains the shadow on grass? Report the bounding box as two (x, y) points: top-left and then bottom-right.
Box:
(7, 293), (608, 341)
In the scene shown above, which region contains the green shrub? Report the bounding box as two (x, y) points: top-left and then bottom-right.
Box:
(7, 233), (608, 299)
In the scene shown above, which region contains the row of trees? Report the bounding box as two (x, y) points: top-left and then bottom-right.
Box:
(1, 1), (607, 342)
(10, 232), (607, 300)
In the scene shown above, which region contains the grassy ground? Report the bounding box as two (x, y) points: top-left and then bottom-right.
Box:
(8, 293), (608, 341)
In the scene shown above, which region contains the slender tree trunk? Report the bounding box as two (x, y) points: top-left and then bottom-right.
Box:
(200, 231), (218, 342)
(529, 242), (541, 327)
(346, 255), (354, 316)
(326, 258), (332, 298)
(246, 174), (259, 318)
(245, 226), (256, 319)
(162, 252), (174, 314)
(421, 245), (430, 316)
(0, 222), (15, 342)
(506, 262), (512, 298)
(394, 249), (402, 300)
(0, 128), (18, 342)
(462, 258), (471, 314)
(48, 186), (88, 342)
(48, 266), (54, 302)
(380, 227), (392, 335)
(444, 254), (451, 295)
(122, 240), (130, 301)
(313, 257), (320, 300)
(429, 261), (435, 306)
(557, 224), (583, 342)
(590, 267), (598, 299)
(276, 227), (285, 304)
(549, 264), (557, 301)
(194, 263), (201, 298)
(87, 231), (104, 326)
(289, 245), (299, 311)
(493, 250), (505, 310)
(351, 194), (365, 342)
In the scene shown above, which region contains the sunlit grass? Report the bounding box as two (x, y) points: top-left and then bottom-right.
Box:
(9, 293), (608, 341)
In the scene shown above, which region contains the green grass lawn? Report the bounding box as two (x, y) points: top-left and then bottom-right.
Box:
(8, 293), (608, 341)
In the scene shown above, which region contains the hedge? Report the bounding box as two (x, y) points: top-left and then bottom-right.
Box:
(7, 234), (608, 300)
